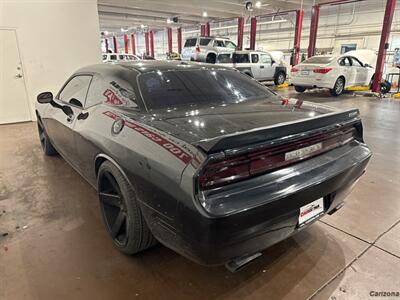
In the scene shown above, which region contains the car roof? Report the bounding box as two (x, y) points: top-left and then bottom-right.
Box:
(233, 50), (269, 54)
(76, 61), (233, 75)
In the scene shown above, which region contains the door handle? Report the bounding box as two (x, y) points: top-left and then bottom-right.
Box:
(77, 112), (89, 120)
(15, 74), (23, 78)
(260, 66), (265, 69)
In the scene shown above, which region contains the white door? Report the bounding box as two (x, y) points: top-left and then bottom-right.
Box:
(259, 53), (275, 80)
(339, 57), (357, 86)
(350, 56), (368, 86)
(0, 29), (31, 124)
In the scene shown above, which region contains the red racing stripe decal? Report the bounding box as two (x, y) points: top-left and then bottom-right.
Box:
(103, 111), (192, 164)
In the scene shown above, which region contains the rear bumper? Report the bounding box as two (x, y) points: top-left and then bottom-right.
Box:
(290, 76), (335, 89)
(149, 142), (371, 265)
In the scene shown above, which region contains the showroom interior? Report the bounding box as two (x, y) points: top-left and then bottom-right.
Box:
(0, 0), (400, 299)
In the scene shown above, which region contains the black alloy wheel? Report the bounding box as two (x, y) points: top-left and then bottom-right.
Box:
(97, 161), (156, 254)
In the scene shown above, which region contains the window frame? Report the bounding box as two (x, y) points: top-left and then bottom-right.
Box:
(56, 73), (94, 109)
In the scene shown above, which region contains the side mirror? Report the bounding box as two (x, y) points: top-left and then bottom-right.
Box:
(37, 92), (53, 104)
(69, 98), (83, 108)
(271, 60), (276, 65)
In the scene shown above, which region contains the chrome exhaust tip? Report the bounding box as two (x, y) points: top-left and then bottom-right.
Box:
(225, 252), (262, 273)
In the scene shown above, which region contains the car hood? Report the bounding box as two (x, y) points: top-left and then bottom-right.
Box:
(138, 97), (337, 144)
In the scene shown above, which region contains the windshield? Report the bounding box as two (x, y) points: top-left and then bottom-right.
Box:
(139, 69), (274, 110)
(303, 56), (334, 64)
(184, 38), (197, 47)
(232, 53), (250, 63)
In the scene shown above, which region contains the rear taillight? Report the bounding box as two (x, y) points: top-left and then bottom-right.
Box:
(313, 68), (332, 74)
(195, 46), (201, 53)
(291, 67), (299, 73)
(197, 127), (356, 191)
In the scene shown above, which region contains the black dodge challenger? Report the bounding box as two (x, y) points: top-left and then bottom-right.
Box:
(36, 61), (371, 269)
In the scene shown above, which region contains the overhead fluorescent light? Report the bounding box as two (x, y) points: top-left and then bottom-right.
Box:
(202, 11), (208, 17)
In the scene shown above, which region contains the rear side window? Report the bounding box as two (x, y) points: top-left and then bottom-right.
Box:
(232, 53), (250, 63)
(225, 41), (236, 49)
(85, 75), (103, 108)
(199, 38), (211, 46)
(110, 55), (117, 60)
(59, 75), (92, 107)
(102, 70), (138, 109)
(339, 57), (352, 66)
(184, 38), (197, 47)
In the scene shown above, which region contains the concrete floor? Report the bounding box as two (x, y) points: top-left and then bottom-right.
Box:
(1, 88), (400, 300)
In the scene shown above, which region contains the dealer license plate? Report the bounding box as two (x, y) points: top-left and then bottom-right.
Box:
(298, 198), (324, 228)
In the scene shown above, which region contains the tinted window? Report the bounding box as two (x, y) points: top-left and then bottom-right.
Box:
(119, 55), (124, 60)
(184, 38), (197, 47)
(110, 55), (117, 60)
(251, 54), (259, 63)
(339, 57), (352, 66)
(102, 71), (138, 109)
(225, 41), (236, 49)
(260, 54), (271, 64)
(303, 56), (334, 64)
(199, 38), (211, 46)
(139, 69), (273, 110)
(232, 53), (250, 63)
(102, 54), (107, 60)
(217, 54), (232, 63)
(59, 75), (92, 107)
(213, 40), (225, 47)
(351, 57), (363, 67)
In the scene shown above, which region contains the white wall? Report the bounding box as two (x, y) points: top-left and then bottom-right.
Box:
(0, 0), (101, 120)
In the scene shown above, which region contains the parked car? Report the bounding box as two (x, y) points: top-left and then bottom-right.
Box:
(35, 61), (371, 269)
(290, 54), (375, 96)
(103, 52), (141, 63)
(217, 50), (287, 85)
(181, 36), (237, 63)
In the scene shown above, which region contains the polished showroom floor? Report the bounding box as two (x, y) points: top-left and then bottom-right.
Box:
(1, 88), (399, 300)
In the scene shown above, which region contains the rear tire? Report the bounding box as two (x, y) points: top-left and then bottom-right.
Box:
(97, 161), (157, 255)
(294, 86), (306, 93)
(37, 116), (57, 156)
(330, 77), (345, 96)
(274, 72), (286, 85)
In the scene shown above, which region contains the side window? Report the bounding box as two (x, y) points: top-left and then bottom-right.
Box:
(339, 57), (351, 66)
(225, 41), (236, 49)
(351, 57), (363, 67)
(213, 40), (225, 47)
(199, 38), (211, 46)
(251, 54), (259, 63)
(260, 54), (272, 64)
(102, 70), (139, 109)
(110, 55), (117, 60)
(58, 75), (92, 108)
(119, 54), (124, 60)
(85, 75), (104, 108)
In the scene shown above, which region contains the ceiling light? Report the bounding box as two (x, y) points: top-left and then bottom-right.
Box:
(140, 24), (145, 29)
(104, 31), (109, 35)
(202, 11), (208, 17)
(120, 27), (125, 32)
(245, 1), (253, 11)
(167, 18), (172, 24)
(255, 1), (262, 8)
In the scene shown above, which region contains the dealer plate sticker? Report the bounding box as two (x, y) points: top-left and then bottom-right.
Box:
(301, 70), (310, 76)
(285, 142), (322, 161)
(298, 198), (324, 227)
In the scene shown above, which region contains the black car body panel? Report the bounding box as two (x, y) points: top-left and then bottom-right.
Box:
(36, 61), (371, 265)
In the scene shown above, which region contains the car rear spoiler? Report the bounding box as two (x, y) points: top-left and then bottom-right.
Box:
(194, 109), (361, 154)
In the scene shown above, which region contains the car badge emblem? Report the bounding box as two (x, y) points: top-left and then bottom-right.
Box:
(112, 118), (124, 134)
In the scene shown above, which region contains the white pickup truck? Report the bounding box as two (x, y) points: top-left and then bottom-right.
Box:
(217, 50), (287, 85)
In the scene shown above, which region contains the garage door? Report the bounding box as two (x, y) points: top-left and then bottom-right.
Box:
(0, 29), (31, 124)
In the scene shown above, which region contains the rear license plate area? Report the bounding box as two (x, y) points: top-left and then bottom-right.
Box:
(298, 198), (324, 228)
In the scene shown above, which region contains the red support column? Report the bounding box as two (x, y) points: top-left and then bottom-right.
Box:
(177, 27), (182, 54)
(205, 22), (210, 37)
(293, 9), (304, 65)
(131, 33), (136, 55)
(105, 38), (109, 53)
(237, 17), (244, 50)
(372, 0), (396, 93)
(200, 24), (205, 36)
(123, 34), (129, 54)
(145, 32), (150, 55)
(113, 35), (118, 53)
(308, 5), (320, 58)
(249, 17), (257, 50)
(167, 27), (172, 53)
(150, 31), (155, 58)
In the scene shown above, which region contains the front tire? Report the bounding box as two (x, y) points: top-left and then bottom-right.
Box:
(206, 53), (216, 64)
(37, 116), (57, 156)
(294, 86), (306, 93)
(274, 72), (286, 85)
(97, 161), (156, 255)
(330, 77), (345, 96)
